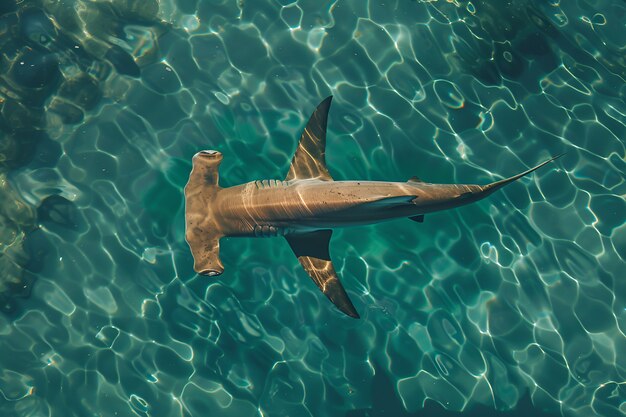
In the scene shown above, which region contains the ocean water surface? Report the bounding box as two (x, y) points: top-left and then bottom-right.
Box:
(1, 0), (625, 416)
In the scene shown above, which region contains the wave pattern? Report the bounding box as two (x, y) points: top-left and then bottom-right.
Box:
(1, 0), (625, 416)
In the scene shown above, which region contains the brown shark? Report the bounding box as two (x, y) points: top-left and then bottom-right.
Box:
(185, 96), (561, 319)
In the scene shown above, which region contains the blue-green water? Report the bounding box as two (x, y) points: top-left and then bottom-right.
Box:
(1, 0), (625, 416)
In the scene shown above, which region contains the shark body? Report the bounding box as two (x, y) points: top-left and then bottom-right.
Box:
(185, 97), (560, 318)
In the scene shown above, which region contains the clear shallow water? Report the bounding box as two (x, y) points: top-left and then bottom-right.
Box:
(1, 0), (625, 416)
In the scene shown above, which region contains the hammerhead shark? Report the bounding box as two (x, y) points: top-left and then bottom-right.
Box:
(185, 96), (561, 319)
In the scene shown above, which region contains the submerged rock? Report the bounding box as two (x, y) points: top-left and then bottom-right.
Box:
(37, 194), (84, 232)
(0, 1), (171, 315)
(0, 173), (36, 314)
(59, 74), (102, 110)
(105, 44), (141, 77)
(49, 98), (84, 124)
(0, 2), (16, 17)
(10, 48), (61, 89)
(19, 7), (58, 48)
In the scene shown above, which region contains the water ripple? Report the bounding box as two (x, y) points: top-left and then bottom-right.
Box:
(0, 0), (625, 416)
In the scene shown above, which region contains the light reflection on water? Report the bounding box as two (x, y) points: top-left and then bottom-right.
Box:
(0, 0), (625, 416)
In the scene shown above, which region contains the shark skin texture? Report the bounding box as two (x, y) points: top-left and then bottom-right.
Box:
(184, 96), (562, 319)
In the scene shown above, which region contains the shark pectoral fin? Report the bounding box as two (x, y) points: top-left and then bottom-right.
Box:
(285, 96), (334, 182)
(409, 214), (424, 223)
(285, 230), (360, 318)
(408, 176), (425, 183)
(298, 256), (360, 319)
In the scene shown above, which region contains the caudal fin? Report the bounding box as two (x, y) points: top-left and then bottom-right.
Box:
(482, 153), (564, 194)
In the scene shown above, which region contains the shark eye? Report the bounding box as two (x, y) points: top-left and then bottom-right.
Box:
(196, 150), (222, 160)
(200, 269), (222, 276)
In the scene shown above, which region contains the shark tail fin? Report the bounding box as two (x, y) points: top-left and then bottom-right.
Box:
(185, 150), (224, 276)
(482, 153), (564, 195)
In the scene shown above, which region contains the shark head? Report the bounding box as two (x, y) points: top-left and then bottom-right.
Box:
(185, 150), (225, 277)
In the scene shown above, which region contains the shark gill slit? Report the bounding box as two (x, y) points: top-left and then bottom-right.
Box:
(253, 224), (286, 237)
(254, 179), (288, 189)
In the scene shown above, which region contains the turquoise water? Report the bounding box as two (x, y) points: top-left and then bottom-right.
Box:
(1, 0), (625, 416)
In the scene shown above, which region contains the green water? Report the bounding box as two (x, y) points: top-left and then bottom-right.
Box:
(0, 0), (625, 416)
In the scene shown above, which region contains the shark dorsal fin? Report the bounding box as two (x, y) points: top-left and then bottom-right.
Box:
(285, 96), (334, 182)
(408, 176), (424, 183)
(285, 230), (359, 318)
